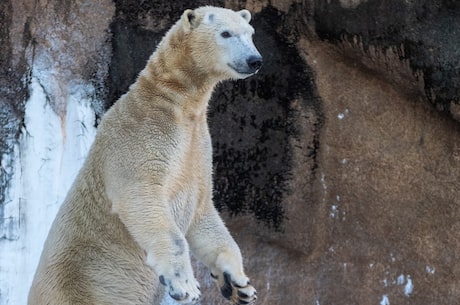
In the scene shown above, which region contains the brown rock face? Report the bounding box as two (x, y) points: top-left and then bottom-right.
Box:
(243, 37), (460, 304)
(2, 1), (460, 304)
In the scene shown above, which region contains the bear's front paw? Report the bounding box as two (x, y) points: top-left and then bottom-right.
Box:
(212, 272), (257, 305)
(159, 274), (201, 304)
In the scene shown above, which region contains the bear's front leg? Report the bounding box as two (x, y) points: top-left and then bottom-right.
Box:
(147, 234), (201, 304)
(210, 250), (257, 305)
(187, 206), (257, 305)
(145, 237), (201, 304)
(109, 183), (201, 305)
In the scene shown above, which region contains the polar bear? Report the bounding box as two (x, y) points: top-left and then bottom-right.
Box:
(28, 6), (262, 305)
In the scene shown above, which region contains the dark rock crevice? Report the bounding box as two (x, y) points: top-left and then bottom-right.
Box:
(0, 0), (29, 215)
(313, 0), (460, 120)
(210, 6), (323, 230)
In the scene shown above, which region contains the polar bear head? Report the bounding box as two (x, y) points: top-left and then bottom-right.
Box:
(180, 6), (263, 80)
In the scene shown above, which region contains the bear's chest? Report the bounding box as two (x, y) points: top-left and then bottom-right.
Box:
(167, 122), (213, 231)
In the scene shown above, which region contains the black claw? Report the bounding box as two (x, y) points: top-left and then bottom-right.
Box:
(159, 275), (166, 286)
(169, 294), (180, 301)
(210, 273), (218, 280)
(170, 292), (187, 301)
(223, 272), (231, 282)
(221, 272), (233, 300)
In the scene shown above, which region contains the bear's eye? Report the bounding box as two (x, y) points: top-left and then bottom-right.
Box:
(221, 31), (232, 38)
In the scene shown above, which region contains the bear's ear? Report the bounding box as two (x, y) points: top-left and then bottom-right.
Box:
(238, 9), (251, 23)
(181, 9), (201, 30)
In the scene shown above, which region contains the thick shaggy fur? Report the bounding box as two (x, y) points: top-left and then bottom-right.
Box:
(28, 6), (261, 305)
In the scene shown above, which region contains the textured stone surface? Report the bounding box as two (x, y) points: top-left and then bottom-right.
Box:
(298, 37), (460, 304)
(204, 1), (460, 304)
(0, 0), (28, 210)
(313, 0), (460, 117)
(2, 0), (460, 304)
(0, 0), (114, 219)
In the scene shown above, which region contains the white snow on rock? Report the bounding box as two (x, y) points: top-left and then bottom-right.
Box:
(0, 77), (96, 305)
(380, 294), (390, 305)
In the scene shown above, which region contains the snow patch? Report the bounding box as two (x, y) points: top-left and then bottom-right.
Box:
(380, 273), (413, 302)
(0, 77), (97, 305)
(390, 253), (396, 262)
(330, 204), (339, 218)
(404, 275), (413, 296)
(330, 195), (346, 220)
(266, 266), (271, 292)
(0, 148), (20, 242)
(395, 274), (413, 296)
(337, 109), (349, 120)
(380, 294), (390, 305)
(426, 265), (435, 274)
(321, 173), (327, 193)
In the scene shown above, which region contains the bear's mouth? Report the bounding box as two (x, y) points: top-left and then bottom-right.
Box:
(228, 63), (258, 76)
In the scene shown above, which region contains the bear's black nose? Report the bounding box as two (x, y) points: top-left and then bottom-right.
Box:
(247, 56), (263, 72)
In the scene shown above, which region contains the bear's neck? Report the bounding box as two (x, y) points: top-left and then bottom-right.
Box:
(136, 27), (219, 120)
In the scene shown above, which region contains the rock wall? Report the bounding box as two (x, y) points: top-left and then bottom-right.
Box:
(0, 0), (112, 303)
(1, 0), (460, 304)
